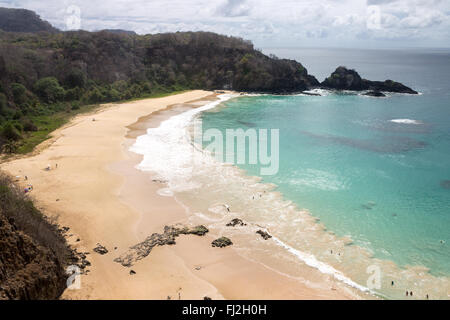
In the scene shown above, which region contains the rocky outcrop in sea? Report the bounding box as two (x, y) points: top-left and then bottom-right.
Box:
(321, 66), (418, 94)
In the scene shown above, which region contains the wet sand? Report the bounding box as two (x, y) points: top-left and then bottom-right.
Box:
(1, 90), (361, 300)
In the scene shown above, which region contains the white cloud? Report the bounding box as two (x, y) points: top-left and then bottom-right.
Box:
(216, 0), (251, 17)
(0, 0), (449, 47)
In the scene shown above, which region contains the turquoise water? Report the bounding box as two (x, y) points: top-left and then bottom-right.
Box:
(201, 48), (450, 282)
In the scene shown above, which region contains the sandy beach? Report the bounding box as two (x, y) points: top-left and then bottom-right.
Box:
(0, 90), (363, 300)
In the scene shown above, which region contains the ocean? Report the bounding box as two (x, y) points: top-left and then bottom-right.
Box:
(131, 47), (450, 299)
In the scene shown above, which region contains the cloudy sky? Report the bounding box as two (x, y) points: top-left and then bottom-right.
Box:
(1, 0), (450, 48)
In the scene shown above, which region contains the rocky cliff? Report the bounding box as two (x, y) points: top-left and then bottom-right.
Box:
(0, 214), (67, 299)
(0, 174), (72, 300)
(321, 66), (418, 94)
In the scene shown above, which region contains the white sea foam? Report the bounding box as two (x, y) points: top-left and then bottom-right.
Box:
(156, 188), (174, 197)
(271, 236), (372, 293)
(288, 169), (346, 191)
(129, 93), (374, 296)
(129, 93), (448, 299)
(390, 119), (423, 125)
(302, 88), (332, 96)
(130, 94), (237, 192)
(243, 93), (266, 97)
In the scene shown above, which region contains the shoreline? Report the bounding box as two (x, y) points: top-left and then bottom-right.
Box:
(0, 90), (362, 300)
(181, 93), (449, 300)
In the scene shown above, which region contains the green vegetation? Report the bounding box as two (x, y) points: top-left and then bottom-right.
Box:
(15, 104), (96, 154)
(13, 89), (188, 154)
(0, 7), (58, 33)
(34, 77), (65, 103)
(0, 11), (319, 154)
(0, 55), (194, 155)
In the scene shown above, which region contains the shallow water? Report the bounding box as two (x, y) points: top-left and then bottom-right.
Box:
(202, 92), (450, 276)
(131, 48), (450, 299)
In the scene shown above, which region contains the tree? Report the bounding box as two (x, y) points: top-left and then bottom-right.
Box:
(11, 83), (28, 105)
(22, 118), (37, 132)
(104, 88), (120, 101)
(83, 87), (105, 104)
(65, 87), (83, 101)
(1, 140), (19, 153)
(0, 93), (7, 114)
(34, 77), (65, 103)
(64, 69), (86, 88)
(1, 121), (22, 141)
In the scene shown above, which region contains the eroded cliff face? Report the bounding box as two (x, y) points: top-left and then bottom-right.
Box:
(0, 173), (73, 300)
(0, 213), (68, 300)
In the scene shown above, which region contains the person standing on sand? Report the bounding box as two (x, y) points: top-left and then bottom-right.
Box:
(24, 185), (33, 193)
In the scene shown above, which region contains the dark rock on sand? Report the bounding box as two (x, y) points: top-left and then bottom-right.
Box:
(204, 296), (212, 300)
(440, 180), (450, 189)
(211, 237), (233, 248)
(188, 225), (209, 236)
(129, 270), (136, 275)
(114, 225), (209, 267)
(79, 259), (91, 270)
(363, 90), (386, 97)
(152, 179), (168, 184)
(226, 218), (247, 227)
(71, 249), (91, 273)
(256, 230), (272, 240)
(322, 66), (418, 94)
(93, 243), (108, 255)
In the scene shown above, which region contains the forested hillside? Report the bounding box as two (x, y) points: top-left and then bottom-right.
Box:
(0, 12), (318, 152)
(0, 8), (59, 33)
